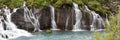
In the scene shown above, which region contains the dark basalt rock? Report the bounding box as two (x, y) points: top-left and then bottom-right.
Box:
(1, 34), (8, 39)
(55, 5), (75, 30)
(11, 5), (104, 32)
(0, 10), (7, 30)
(11, 8), (34, 32)
(39, 7), (51, 30)
(81, 8), (104, 30)
(65, 8), (75, 30)
(56, 8), (66, 30)
(81, 10), (92, 30)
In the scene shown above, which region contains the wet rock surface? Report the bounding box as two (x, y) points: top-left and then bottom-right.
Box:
(39, 7), (51, 30)
(55, 6), (75, 30)
(11, 8), (34, 32)
(11, 5), (104, 32)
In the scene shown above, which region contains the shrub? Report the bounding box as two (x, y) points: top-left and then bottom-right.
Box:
(94, 6), (120, 40)
(5, 0), (24, 9)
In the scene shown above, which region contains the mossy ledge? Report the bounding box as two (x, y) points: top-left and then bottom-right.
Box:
(0, 0), (117, 15)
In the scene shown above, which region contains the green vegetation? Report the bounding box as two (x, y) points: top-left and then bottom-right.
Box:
(0, 0), (24, 9)
(26, 0), (51, 8)
(45, 29), (52, 33)
(1, 0), (120, 39)
(94, 6), (120, 40)
(53, 0), (64, 8)
(0, 0), (115, 15)
(25, 0), (34, 8)
(0, 0), (6, 8)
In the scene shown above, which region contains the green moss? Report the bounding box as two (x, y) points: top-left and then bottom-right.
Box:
(87, 1), (101, 12)
(73, 0), (84, 5)
(0, 4), (4, 9)
(26, 0), (34, 8)
(33, 0), (43, 8)
(53, 0), (73, 8)
(65, 0), (73, 4)
(45, 29), (52, 33)
(53, 0), (63, 8)
(0, 0), (7, 8)
(5, 0), (24, 9)
(41, 1), (50, 7)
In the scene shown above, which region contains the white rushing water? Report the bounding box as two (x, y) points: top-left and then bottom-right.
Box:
(49, 5), (59, 30)
(84, 5), (104, 31)
(23, 2), (41, 32)
(0, 6), (32, 40)
(72, 3), (83, 31)
(65, 16), (70, 31)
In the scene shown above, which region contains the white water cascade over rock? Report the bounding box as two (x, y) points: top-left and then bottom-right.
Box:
(72, 3), (83, 31)
(23, 2), (41, 32)
(72, 3), (104, 31)
(0, 6), (32, 40)
(106, 14), (110, 25)
(49, 5), (59, 30)
(83, 5), (104, 31)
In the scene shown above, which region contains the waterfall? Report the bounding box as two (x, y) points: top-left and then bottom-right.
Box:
(90, 11), (98, 31)
(23, 2), (41, 32)
(84, 5), (104, 31)
(72, 3), (83, 31)
(97, 14), (104, 31)
(49, 5), (59, 30)
(0, 16), (4, 32)
(106, 14), (110, 25)
(65, 16), (70, 31)
(0, 6), (32, 40)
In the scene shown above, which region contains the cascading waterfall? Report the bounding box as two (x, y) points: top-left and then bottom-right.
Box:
(0, 17), (4, 32)
(0, 16), (5, 40)
(97, 15), (104, 31)
(84, 6), (104, 31)
(49, 5), (59, 30)
(72, 3), (83, 31)
(90, 11), (98, 31)
(0, 0), (108, 40)
(23, 2), (41, 32)
(3, 7), (17, 30)
(0, 6), (32, 40)
(91, 12), (104, 31)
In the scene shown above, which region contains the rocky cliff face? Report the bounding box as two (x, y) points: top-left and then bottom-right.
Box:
(11, 5), (104, 32)
(39, 7), (51, 30)
(11, 8), (34, 32)
(55, 5), (75, 30)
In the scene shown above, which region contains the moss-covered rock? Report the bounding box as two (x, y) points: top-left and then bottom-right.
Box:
(45, 29), (52, 33)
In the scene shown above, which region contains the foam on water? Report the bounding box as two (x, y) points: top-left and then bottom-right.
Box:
(0, 6), (32, 40)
